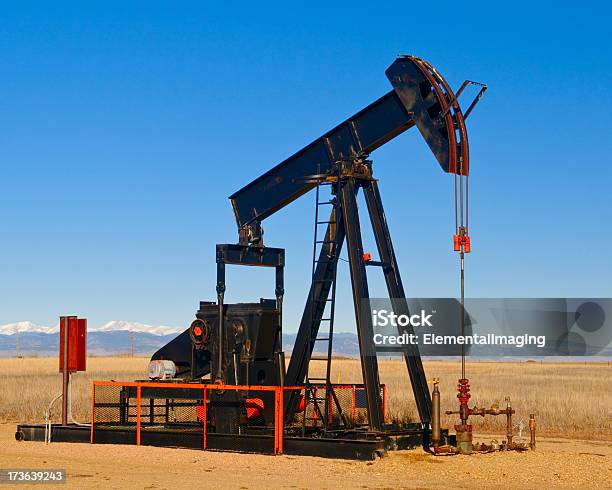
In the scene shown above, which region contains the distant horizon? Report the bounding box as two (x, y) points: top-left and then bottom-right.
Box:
(2, 352), (609, 363)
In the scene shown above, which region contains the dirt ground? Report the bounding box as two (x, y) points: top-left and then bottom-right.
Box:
(2, 424), (611, 489)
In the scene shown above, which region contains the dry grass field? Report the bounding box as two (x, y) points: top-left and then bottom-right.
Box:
(1, 356), (611, 489)
(0, 356), (610, 440)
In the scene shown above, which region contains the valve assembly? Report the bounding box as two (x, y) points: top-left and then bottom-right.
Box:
(430, 377), (535, 455)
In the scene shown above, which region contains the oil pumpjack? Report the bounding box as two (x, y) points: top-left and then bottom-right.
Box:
(148, 55), (485, 452)
(17, 55), (487, 459)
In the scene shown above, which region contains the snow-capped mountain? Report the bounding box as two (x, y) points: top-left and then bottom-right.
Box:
(0, 321), (59, 335)
(0, 320), (187, 357)
(93, 320), (183, 336)
(0, 320), (183, 337)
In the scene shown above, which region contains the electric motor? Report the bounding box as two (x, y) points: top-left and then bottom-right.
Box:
(148, 359), (177, 380)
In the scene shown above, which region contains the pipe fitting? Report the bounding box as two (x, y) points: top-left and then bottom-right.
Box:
(529, 413), (536, 450)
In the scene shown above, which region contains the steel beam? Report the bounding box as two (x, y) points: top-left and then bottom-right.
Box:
(362, 180), (432, 424)
(229, 91), (413, 229)
(17, 424), (386, 460)
(338, 178), (383, 431)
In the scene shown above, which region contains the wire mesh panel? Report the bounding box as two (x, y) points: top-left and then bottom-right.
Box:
(91, 382), (138, 444)
(282, 384), (387, 435)
(139, 390), (202, 426)
(92, 384), (122, 425)
(206, 385), (279, 455)
(136, 384), (205, 448)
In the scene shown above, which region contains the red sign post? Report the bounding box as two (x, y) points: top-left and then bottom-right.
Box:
(59, 316), (87, 425)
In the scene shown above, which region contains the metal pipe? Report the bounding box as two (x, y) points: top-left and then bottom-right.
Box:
(529, 413), (536, 450)
(276, 264), (284, 363)
(45, 392), (63, 442)
(505, 397), (513, 446)
(460, 253), (465, 380)
(277, 351), (285, 388)
(455, 424), (473, 454)
(61, 316), (69, 426)
(216, 258), (226, 382)
(233, 351), (239, 385)
(435, 445), (456, 454)
(217, 292), (224, 380)
(431, 378), (441, 447)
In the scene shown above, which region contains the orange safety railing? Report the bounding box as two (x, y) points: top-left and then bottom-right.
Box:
(91, 381), (283, 453)
(91, 380), (387, 456)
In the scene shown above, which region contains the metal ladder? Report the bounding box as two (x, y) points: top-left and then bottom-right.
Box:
(302, 173), (340, 434)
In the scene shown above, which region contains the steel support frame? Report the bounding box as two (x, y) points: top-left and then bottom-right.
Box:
(337, 177), (384, 431)
(215, 244), (285, 382)
(285, 160), (432, 431)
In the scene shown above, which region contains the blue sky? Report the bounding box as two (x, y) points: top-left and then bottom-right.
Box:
(1, 2), (611, 332)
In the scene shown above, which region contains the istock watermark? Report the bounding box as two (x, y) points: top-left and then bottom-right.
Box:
(364, 298), (612, 357)
(372, 309), (434, 328)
